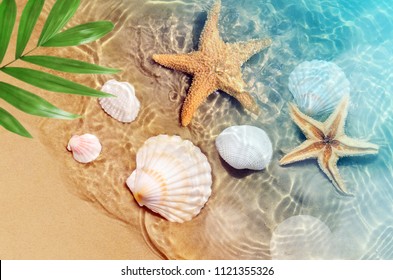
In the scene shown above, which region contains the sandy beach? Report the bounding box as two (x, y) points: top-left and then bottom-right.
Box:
(0, 0), (158, 259)
(0, 113), (158, 259)
(0, 0), (277, 260)
(1, 0), (392, 260)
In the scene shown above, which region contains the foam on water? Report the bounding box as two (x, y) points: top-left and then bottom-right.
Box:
(36, 0), (393, 259)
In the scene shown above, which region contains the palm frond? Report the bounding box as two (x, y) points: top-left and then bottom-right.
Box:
(0, 82), (80, 119)
(0, 107), (32, 138)
(1, 67), (113, 97)
(42, 21), (114, 47)
(0, 0), (120, 138)
(38, 0), (80, 46)
(22, 55), (120, 74)
(16, 0), (45, 58)
(0, 0), (17, 64)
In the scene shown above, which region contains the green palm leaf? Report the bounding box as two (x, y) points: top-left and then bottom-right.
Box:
(22, 55), (120, 74)
(0, 82), (79, 119)
(0, 0), (17, 64)
(16, 0), (45, 58)
(38, 0), (80, 46)
(42, 21), (114, 47)
(0, 107), (32, 138)
(1, 67), (113, 97)
(0, 0), (119, 138)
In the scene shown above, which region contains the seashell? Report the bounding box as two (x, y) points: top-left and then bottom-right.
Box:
(288, 60), (350, 117)
(126, 135), (212, 223)
(215, 125), (273, 170)
(270, 215), (339, 259)
(99, 79), (140, 123)
(67, 134), (102, 163)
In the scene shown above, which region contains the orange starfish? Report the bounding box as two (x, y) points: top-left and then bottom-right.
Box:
(279, 95), (379, 195)
(152, 0), (272, 126)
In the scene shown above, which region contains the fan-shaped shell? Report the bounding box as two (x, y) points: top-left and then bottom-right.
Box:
(99, 79), (140, 122)
(215, 125), (272, 170)
(288, 60), (350, 117)
(67, 134), (102, 163)
(126, 135), (212, 223)
(270, 215), (339, 259)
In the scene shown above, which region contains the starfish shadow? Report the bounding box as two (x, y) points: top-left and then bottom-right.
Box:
(192, 12), (207, 49)
(338, 154), (379, 166)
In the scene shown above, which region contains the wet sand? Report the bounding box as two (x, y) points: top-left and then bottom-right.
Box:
(0, 0), (158, 259)
(2, 0), (392, 260)
(0, 113), (158, 259)
(0, 0), (278, 258)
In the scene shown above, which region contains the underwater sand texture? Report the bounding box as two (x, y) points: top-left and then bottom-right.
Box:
(0, 123), (158, 259)
(8, 0), (392, 259)
(0, 0), (158, 260)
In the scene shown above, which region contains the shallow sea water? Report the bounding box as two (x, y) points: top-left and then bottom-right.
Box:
(35, 0), (393, 259)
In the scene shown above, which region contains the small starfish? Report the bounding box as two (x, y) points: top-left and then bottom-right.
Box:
(279, 95), (379, 195)
(152, 0), (272, 126)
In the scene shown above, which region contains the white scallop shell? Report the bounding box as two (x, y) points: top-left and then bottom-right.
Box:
(215, 125), (273, 170)
(67, 134), (102, 163)
(288, 60), (350, 116)
(99, 79), (140, 123)
(270, 215), (339, 259)
(126, 135), (212, 223)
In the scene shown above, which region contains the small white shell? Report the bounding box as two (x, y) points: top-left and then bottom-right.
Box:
(215, 125), (273, 170)
(67, 134), (102, 163)
(126, 135), (212, 223)
(99, 79), (140, 123)
(288, 60), (350, 117)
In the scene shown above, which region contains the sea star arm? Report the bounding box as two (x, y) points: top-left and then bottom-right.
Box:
(181, 74), (217, 126)
(219, 75), (260, 115)
(227, 38), (272, 65)
(199, 0), (225, 54)
(233, 91), (260, 115)
(279, 140), (324, 165)
(152, 52), (200, 74)
(336, 135), (379, 157)
(317, 146), (349, 195)
(289, 103), (325, 140)
(325, 94), (350, 137)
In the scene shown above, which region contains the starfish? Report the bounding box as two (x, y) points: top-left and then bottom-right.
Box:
(152, 0), (272, 126)
(279, 95), (379, 195)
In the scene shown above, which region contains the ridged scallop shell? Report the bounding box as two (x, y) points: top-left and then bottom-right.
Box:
(270, 215), (337, 259)
(215, 125), (273, 170)
(126, 135), (212, 223)
(67, 134), (102, 163)
(99, 79), (140, 123)
(288, 60), (350, 117)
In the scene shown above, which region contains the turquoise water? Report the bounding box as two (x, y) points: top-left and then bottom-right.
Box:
(214, 0), (393, 259)
(40, 0), (393, 259)
(149, 0), (393, 259)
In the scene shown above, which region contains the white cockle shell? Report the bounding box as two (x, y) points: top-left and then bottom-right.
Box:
(99, 79), (140, 123)
(288, 60), (350, 117)
(126, 135), (212, 223)
(270, 215), (339, 259)
(215, 125), (273, 170)
(67, 134), (102, 163)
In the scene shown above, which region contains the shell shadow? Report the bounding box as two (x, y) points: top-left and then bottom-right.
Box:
(219, 156), (260, 179)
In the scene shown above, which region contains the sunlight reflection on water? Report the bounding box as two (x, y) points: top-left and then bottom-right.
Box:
(37, 0), (393, 259)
